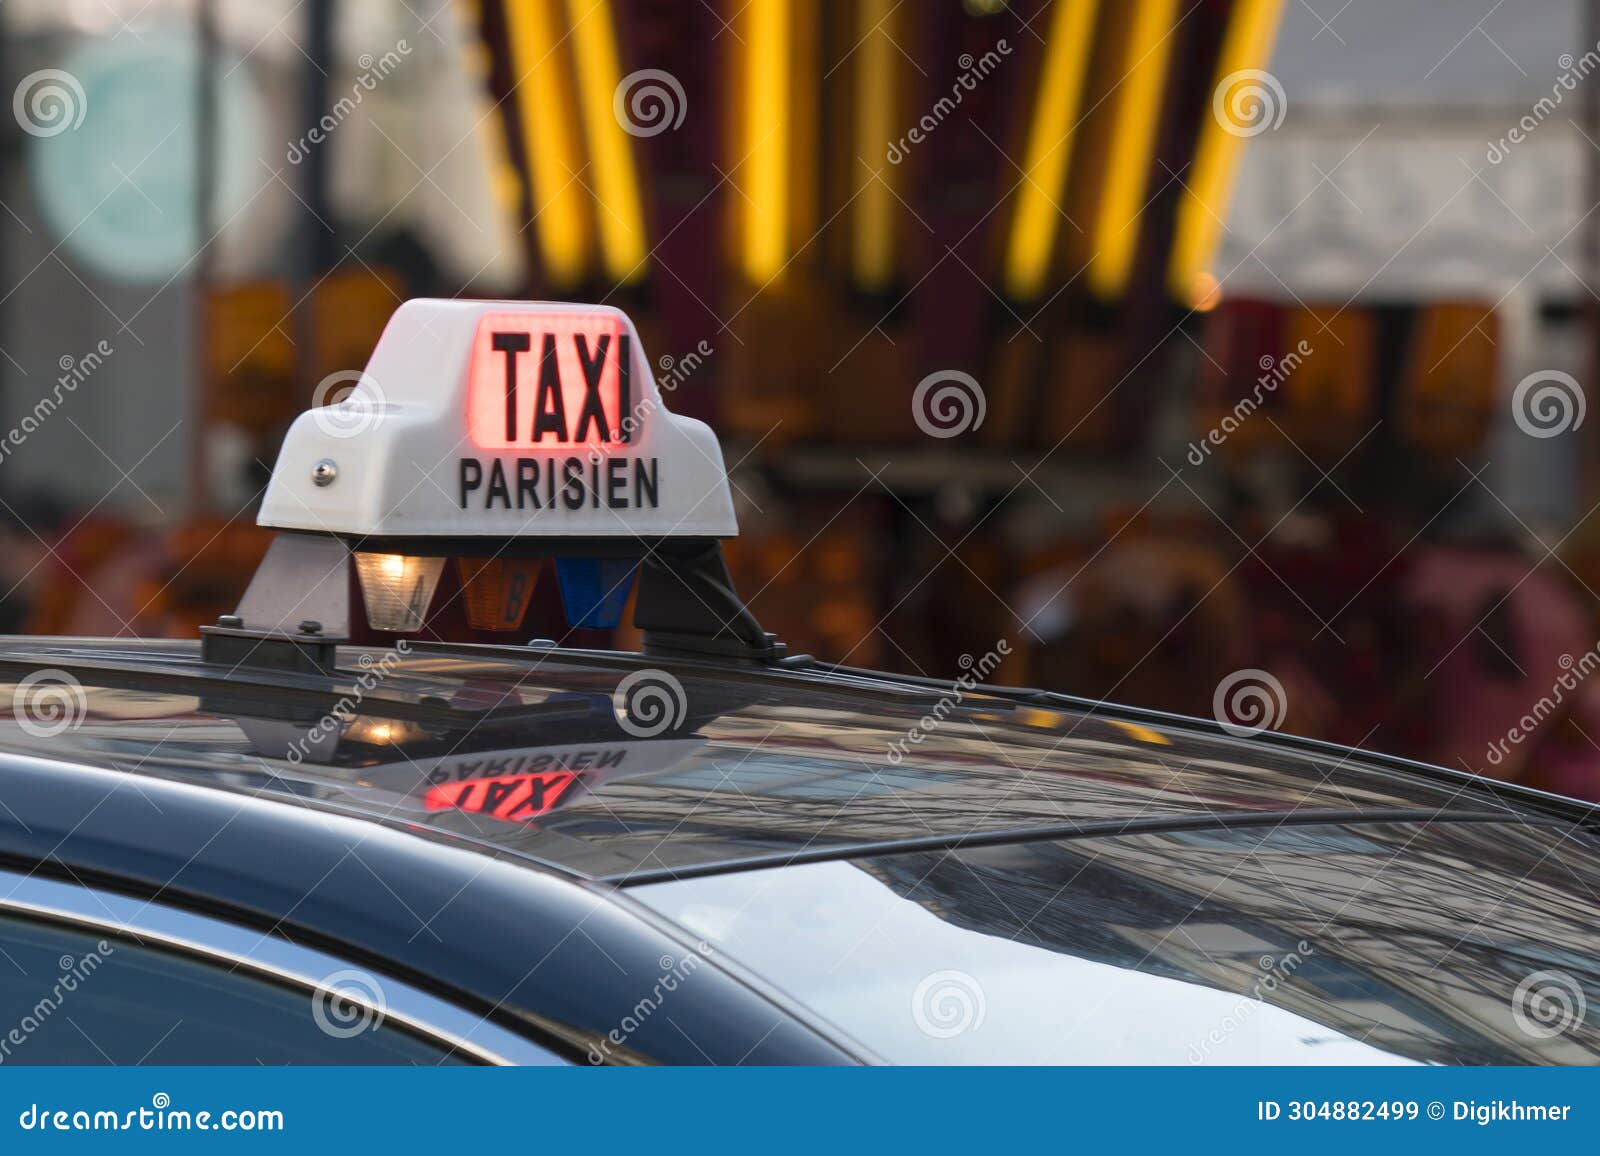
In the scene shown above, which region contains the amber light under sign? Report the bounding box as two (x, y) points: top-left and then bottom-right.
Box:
(466, 311), (635, 451)
(457, 557), (541, 632)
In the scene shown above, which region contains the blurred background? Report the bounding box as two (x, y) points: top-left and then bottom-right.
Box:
(2, 0), (1600, 795)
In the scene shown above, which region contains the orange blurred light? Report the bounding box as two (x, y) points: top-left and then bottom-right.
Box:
(458, 557), (542, 632)
(1191, 271), (1223, 313)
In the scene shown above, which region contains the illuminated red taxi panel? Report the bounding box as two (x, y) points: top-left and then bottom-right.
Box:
(466, 311), (634, 450)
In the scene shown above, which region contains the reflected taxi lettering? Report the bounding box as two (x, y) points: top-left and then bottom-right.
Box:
(424, 771), (578, 823)
(424, 747), (627, 783)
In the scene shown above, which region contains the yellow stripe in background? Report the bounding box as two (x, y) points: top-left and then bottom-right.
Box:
(1085, 0), (1179, 301)
(790, 0), (818, 249)
(1003, 0), (1101, 302)
(503, 0), (592, 288)
(565, 0), (650, 285)
(742, 0), (792, 283)
(852, 0), (896, 291)
(1168, 0), (1285, 307)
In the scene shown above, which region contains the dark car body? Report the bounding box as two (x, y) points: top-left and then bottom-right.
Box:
(0, 635), (1595, 1064)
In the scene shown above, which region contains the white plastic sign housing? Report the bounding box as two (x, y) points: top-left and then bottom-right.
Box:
(258, 299), (737, 539)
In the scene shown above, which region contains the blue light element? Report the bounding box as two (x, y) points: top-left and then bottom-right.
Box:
(555, 558), (638, 629)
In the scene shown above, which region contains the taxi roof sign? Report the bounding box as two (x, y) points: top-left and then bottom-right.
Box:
(209, 299), (779, 673)
(259, 299), (737, 540)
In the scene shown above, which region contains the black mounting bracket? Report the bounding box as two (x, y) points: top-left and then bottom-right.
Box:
(199, 531), (351, 676)
(199, 621), (341, 676)
(634, 539), (784, 662)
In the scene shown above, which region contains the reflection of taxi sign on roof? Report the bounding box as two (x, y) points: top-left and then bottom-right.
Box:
(206, 299), (778, 675)
(424, 770), (578, 824)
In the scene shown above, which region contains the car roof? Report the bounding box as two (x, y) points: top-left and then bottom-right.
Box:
(0, 635), (1586, 884)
